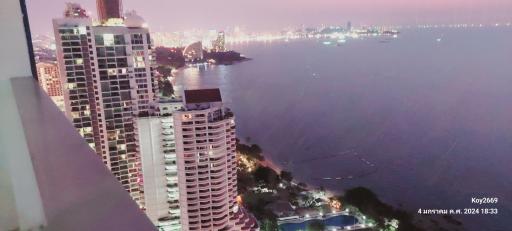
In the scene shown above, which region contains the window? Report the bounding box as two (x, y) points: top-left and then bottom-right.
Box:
(103, 34), (115, 46)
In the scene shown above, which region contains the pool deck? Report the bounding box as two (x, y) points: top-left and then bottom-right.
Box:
(278, 211), (374, 230)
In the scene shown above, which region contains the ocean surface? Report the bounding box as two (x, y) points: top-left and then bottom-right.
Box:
(174, 28), (512, 230)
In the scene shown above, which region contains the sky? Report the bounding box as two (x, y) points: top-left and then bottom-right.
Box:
(27, 0), (512, 35)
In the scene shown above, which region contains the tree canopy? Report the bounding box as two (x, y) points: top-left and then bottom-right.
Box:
(254, 166), (280, 189)
(237, 142), (264, 161)
(341, 187), (425, 231)
(160, 80), (174, 97)
(280, 171), (293, 182)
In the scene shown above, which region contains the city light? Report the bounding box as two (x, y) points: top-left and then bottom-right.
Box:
(17, 0), (512, 230)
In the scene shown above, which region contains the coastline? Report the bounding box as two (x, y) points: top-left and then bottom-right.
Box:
(257, 153), (339, 198)
(258, 153), (282, 173)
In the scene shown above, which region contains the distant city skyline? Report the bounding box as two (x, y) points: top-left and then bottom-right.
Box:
(27, 0), (512, 35)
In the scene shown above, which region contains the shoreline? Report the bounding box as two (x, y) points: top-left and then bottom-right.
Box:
(257, 153), (339, 198)
(258, 153), (283, 173)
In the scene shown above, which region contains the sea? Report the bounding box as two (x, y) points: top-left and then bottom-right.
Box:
(174, 27), (512, 230)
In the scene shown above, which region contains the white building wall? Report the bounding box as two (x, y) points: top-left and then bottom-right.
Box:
(138, 100), (183, 231)
(138, 118), (168, 223)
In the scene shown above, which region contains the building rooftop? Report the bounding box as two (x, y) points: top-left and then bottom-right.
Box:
(184, 88), (222, 104)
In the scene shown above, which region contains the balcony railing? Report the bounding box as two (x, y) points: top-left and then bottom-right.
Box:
(0, 77), (156, 231)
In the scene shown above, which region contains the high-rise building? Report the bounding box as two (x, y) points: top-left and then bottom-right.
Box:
(211, 31), (226, 52)
(138, 97), (184, 231)
(1, 0), (158, 229)
(36, 62), (65, 111)
(53, 14), (101, 153)
(97, 0), (123, 22)
(173, 89), (258, 231)
(347, 21), (352, 31)
(96, 0), (123, 22)
(53, 6), (156, 208)
(63, 2), (89, 18)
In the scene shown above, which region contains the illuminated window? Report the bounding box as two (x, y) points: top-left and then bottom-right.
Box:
(71, 112), (80, 119)
(133, 56), (145, 68)
(67, 83), (77, 89)
(78, 26), (87, 35)
(103, 34), (115, 46)
(118, 144), (126, 151)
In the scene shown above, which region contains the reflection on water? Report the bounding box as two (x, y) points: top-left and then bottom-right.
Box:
(175, 28), (512, 230)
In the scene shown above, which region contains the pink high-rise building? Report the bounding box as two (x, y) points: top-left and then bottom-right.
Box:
(173, 89), (258, 231)
(36, 62), (65, 111)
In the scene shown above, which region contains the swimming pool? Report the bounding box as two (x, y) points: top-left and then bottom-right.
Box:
(279, 215), (358, 231)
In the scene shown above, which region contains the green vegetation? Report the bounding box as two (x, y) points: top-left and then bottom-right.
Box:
(236, 140), (264, 160)
(339, 187), (423, 231)
(156, 65), (173, 77)
(243, 191), (276, 218)
(155, 47), (185, 69)
(261, 218), (279, 231)
(280, 171), (293, 183)
(254, 166), (281, 189)
(236, 140), (461, 231)
(158, 79), (174, 97)
(236, 141), (307, 231)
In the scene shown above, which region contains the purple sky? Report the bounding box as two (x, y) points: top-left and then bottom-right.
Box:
(28, 0), (512, 35)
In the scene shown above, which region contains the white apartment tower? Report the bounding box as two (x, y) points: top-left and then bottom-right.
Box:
(173, 89), (258, 231)
(138, 97), (184, 231)
(53, 4), (156, 208)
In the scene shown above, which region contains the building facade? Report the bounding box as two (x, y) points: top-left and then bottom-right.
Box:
(173, 89), (258, 231)
(53, 14), (102, 153)
(138, 97), (184, 231)
(211, 31), (226, 52)
(53, 6), (155, 208)
(36, 62), (65, 111)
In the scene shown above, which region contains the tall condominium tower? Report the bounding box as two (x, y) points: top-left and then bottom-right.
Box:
(211, 31), (226, 52)
(53, 13), (101, 153)
(36, 62), (65, 111)
(53, 6), (156, 208)
(138, 96), (184, 231)
(173, 89), (258, 231)
(97, 0), (123, 22)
